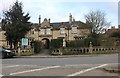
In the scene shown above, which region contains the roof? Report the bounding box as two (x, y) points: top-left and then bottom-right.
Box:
(51, 21), (91, 30)
(32, 21), (91, 30)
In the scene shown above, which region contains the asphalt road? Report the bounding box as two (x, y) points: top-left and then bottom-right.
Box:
(1, 54), (119, 77)
(2, 54), (118, 66)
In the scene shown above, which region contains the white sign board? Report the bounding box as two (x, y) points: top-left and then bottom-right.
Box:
(22, 38), (28, 46)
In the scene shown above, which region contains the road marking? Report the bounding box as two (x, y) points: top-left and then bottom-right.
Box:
(67, 64), (108, 77)
(4, 65), (20, 68)
(65, 64), (98, 67)
(10, 66), (60, 76)
(0, 74), (4, 77)
(3, 65), (38, 68)
(21, 65), (37, 66)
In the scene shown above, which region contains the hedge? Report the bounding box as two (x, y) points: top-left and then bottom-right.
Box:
(32, 40), (41, 53)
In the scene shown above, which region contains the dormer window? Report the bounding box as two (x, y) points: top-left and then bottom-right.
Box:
(72, 26), (77, 34)
(60, 28), (65, 34)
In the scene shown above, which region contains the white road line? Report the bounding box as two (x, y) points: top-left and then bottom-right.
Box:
(3, 65), (38, 68)
(3, 65), (20, 68)
(65, 64), (98, 67)
(20, 65), (37, 67)
(67, 64), (108, 77)
(10, 66), (60, 76)
(0, 74), (4, 77)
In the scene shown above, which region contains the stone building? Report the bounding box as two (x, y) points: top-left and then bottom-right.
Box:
(26, 14), (92, 49)
(0, 21), (7, 47)
(0, 30), (7, 47)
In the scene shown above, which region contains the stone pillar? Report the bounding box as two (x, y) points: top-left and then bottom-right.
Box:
(89, 42), (93, 54)
(18, 42), (21, 56)
(63, 38), (66, 48)
(18, 47), (21, 56)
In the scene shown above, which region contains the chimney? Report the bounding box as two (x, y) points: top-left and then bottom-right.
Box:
(38, 15), (41, 25)
(48, 18), (50, 23)
(69, 13), (72, 24)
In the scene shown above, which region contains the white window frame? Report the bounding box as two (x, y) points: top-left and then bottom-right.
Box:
(46, 29), (51, 35)
(60, 28), (65, 34)
(40, 29), (45, 35)
(72, 27), (77, 34)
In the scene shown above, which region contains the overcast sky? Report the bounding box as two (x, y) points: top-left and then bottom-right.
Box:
(0, 0), (119, 27)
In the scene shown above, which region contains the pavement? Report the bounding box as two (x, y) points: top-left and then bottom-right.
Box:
(102, 63), (120, 73)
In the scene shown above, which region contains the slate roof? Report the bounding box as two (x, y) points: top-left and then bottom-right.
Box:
(32, 21), (91, 30)
(50, 21), (91, 30)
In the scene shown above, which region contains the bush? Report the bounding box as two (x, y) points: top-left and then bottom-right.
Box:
(67, 40), (85, 48)
(51, 38), (63, 48)
(32, 40), (41, 53)
(84, 37), (96, 46)
(110, 30), (120, 38)
(88, 33), (100, 46)
(67, 37), (99, 48)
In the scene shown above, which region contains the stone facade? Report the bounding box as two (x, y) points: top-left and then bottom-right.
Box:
(0, 14), (92, 48)
(0, 30), (7, 47)
(27, 14), (92, 42)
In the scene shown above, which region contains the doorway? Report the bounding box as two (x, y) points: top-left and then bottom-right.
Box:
(41, 38), (50, 49)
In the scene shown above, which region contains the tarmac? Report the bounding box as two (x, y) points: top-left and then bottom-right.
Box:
(14, 53), (118, 58)
(12, 53), (120, 75)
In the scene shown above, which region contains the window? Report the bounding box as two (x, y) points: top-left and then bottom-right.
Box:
(72, 27), (77, 34)
(40, 29), (45, 35)
(31, 31), (34, 34)
(30, 29), (34, 35)
(60, 28), (65, 34)
(46, 29), (51, 35)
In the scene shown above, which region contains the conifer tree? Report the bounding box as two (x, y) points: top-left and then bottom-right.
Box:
(3, 1), (32, 49)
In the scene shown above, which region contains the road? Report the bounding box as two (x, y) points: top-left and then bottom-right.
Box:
(1, 54), (119, 77)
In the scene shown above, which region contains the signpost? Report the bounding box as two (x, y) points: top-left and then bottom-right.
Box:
(22, 38), (28, 46)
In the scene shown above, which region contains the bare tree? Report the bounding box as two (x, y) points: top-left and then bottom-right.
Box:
(85, 10), (110, 34)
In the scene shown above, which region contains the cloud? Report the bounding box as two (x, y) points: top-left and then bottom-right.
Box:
(0, 0), (118, 27)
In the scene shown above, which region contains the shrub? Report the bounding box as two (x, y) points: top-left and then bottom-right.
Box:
(67, 40), (85, 48)
(32, 40), (41, 53)
(84, 37), (96, 46)
(51, 38), (63, 49)
(110, 30), (120, 38)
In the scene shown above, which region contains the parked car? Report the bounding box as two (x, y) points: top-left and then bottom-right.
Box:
(0, 47), (16, 59)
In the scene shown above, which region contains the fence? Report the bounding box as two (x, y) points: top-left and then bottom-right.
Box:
(14, 48), (34, 56)
(51, 46), (120, 55)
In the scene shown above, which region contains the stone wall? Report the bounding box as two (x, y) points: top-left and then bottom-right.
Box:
(52, 46), (120, 55)
(14, 48), (34, 56)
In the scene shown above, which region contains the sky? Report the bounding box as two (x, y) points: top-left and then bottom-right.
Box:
(0, 0), (119, 28)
